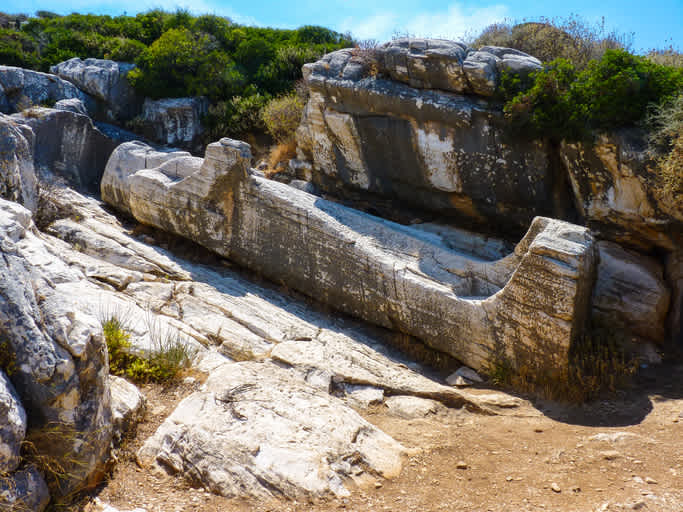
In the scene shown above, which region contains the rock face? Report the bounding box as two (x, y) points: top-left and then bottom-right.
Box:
(593, 242), (671, 342)
(560, 130), (683, 252)
(51, 58), (140, 122)
(0, 113), (37, 211)
(137, 361), (406, 499)
(0, 65), (94, 115)
(0, 198), (112, 497)
(296, 47), (567, 235)
(12, 107), (120, 192)
(102, 138), (597, 377)
(140, 97), (208, 150)
(0, 371), (26, 474)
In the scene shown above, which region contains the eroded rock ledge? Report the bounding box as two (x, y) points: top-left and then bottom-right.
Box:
(102, 138), (597, 376)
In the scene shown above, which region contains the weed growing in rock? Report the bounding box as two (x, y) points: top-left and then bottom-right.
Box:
(100, 310), (195, 383)
(34, 179), (76, 231)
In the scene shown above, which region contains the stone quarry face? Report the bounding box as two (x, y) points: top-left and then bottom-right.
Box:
(101, 138), (598, 377)
(295, 47), (682, 255)
(296, 46), (560, 237)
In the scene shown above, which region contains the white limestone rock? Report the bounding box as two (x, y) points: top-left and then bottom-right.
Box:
(110, 376), (146, 443)
(137, 361), (406, 499)
(0, 371), (26, 473)
(384, 396), (442, 419)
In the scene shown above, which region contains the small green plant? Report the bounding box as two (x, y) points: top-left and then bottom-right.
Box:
(101, 309), (194, 383)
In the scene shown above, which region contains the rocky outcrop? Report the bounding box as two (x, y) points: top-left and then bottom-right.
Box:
(137, 361), (407, 499)
(296, 47), (567, 235)
(0, 198), (112, 497)
(51, 58), (140, 122)
(139, 97), (208, 150)
(0, 65), (95, 115)
(338, 39), (541, 97)
(560, 130), (683, 252)
(8, 107), (120, 193)
(102, 138), (597, 377)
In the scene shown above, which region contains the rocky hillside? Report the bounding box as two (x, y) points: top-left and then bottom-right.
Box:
(0, 38), (681, 511)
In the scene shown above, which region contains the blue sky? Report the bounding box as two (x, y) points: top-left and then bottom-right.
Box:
(16, 0), (683, 52)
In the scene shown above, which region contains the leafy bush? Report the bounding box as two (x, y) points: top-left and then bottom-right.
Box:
(472, 15), (632, 70)
(0, 28), (38, 67)
(504, 49), (683, 140)
(203, 90), (269, 141)
(261, 93), (304, 143)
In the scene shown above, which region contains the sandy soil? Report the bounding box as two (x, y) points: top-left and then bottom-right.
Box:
(85, 363), (683, 512)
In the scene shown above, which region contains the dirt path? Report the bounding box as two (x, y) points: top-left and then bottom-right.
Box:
(87, 364), (683, 512)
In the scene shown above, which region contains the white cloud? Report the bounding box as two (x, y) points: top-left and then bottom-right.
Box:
(406, 4), (509, 41)
(338, 12), (399, 41)
(334, 2), (509, 43)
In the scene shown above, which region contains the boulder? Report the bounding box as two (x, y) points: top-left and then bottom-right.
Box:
(54, 97), (89, 116)
(137, 361), (407, 499)
(0, 371), (26, 473)
(51, 58), (140, 122)
(0, 65), (95, 114)
(593, 241), (671, 343)
(384, 396), (442, 419)
(0, 197), (112, 496)
(462, 50), (500, 96)
(102, 138), (597, 378)
(0, 466), (50, 512)
(376, 39), (469, 93)
(297, 48), (567, 235)
(12, 107), (120, 192)
(140, 97), (208, 150)
(109, 376), (146, 443)
(0, 113), (37, 211)
(560, 129), (683, 251)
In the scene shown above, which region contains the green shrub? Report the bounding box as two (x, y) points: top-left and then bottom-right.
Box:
(570, 49), (683, 130)
(503, 49), (683, 140)
(0, 28), (38, 67)
(261, 93), (304, 143)
(128, 27), (246, 100)
(203, 90), (269, 141)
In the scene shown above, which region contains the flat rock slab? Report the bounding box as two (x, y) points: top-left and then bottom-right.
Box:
(137, 361), (406, 500)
